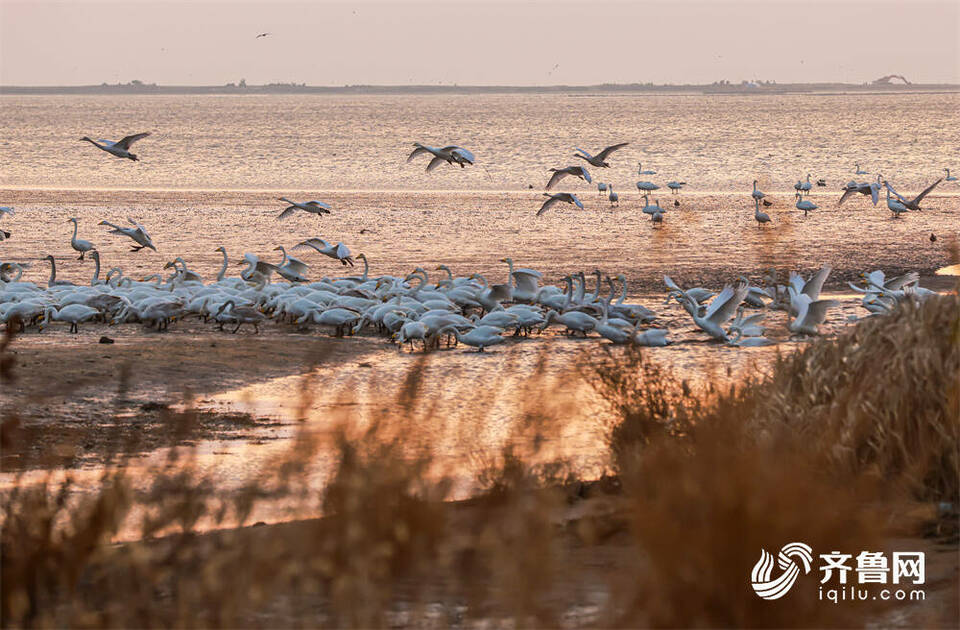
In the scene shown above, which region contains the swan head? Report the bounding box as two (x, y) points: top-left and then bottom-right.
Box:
(215, 246), (226, 253)
(67, 217), (78, 223)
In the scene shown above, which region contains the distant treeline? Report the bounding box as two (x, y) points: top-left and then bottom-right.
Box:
(2, 82), (958, 96)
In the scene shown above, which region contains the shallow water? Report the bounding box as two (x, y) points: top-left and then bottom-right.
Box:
(1, 92), (958, 535)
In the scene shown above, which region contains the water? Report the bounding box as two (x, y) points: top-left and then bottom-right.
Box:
(1, 92), (958, 533)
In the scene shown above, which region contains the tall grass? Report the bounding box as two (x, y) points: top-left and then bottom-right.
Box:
(1, 293), (957, 627)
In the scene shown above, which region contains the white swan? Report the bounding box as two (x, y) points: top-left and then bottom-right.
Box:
(40, 304), (99, 333)
(80, 132), (150, 160)
(634, 328), (671, 346)
(294, 238), (354, 266)
(753, 198), (771, 227)
(99, 218), (157, 252)
(433, 324), (505, 352)
(678, 280), (749, 340)
(573, 143), (629, 168)
(545, 165), (592, 190)
(67, 218), (95, 259)
(751, 180), (765, 201)
(838, 175), (882, 206)
(43, 255), (74, 287)
(637, 162), (656, 175)
(608, 186), (619, 206)
(635, 181), (659, 194)
(883, 178), (942, 211)
(855, 163), (869, 175)
(787, 287), (839, 335)
(277, 197), (332, 219)
(537, 192), (584, 216)
(273, 246), (310, 282)
(407, 143), (475, 171)
(946, 168), (958, 182)
(885, 187), (908, 218)
(667, 181), (685, 193)
(795, 194), (817, 216)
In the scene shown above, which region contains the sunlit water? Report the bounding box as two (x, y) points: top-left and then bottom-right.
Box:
(1, 93), (958, 535)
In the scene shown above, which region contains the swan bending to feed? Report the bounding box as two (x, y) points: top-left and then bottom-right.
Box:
(545, 165), (592, 190)
(277, 197), (332, 219)
(537, 192), (584, 216)
(573, 143), (629, 168)
(80, 132), (150, 160)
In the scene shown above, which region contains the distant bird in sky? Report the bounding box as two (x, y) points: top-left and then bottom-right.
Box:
(545, 165), (591, 190)
(573, 143), (629, 168)
(537, 192), (584, 216)
(80, 132), (150, 161)
(256, 32), (270, 38)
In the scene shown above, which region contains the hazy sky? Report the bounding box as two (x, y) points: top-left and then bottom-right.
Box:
(1, 0), (957, 86)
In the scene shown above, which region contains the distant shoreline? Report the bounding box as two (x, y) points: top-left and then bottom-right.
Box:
(2, 82), (959, 96)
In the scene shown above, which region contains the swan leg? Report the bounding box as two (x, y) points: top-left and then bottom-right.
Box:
(232, 322), (242, 333)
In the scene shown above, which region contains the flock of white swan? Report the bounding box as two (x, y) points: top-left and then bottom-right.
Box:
(0, 133), (952, 351)
(0, 241), (938, 351)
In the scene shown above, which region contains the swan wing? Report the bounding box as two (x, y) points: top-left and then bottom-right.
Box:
(536, 196), (560, 216)
(805, 299), (840, 326)
(114, 132), (150, 150)
(570, 194), (584, 209)
(445, 146), (475, 163)
(334, 242), (352, 259)
(285, 258), (310, 275)
(705, 282), (747, 325)
(594, 142), (629, 161)
(573, 146), (593, 159)
(910, 178), (942, 204)
(802, 265), (831, 300)
(425, 156), (446, 172)
(837, 187), (858, 205)
(306, 200), (331, 209)
(577, 166), (592, 183)
(545, 170), (567, 190)
(293, 238), (325, 253)
(406, 144), (433, 162)
(278, 206), (298, 220)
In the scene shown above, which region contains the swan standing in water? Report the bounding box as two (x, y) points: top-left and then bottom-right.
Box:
(294, 238), (355, 266)
(573, 143), (629, 168)
(433, 324), (506, 352)
(608, 186), (619, 206)
(855, 163), (869, 175)
(885, 187), (909, 218)
(795, 194), (817, 216)
(751, 180), (765, 201)
(753, 198), (771, 227)
(635, 181), (659, 194)
(597, 182), (608, 196)
(946, 168), (958, 182)
(537, 192), (584, 216)
(277, 197), (332, 219)
(545, 165), (592, 190)
(667, 181), (685, 194)
(406, 143), (475, 171)
(637, 162), (656, 175)
(67, 218), (95, 259)
(80, 132), (150, 161)
(883, 178), (942, 211)
(794, 174), (812, 195)
(99, 218), (157, 252)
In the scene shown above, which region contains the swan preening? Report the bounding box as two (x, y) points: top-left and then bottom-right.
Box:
(545, 165), (592, 190)
(573, 143), (629, 168)
(407, 143), (475, 172)
(80, 132), (150, 161)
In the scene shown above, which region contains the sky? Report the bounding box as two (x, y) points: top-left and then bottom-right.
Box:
(1, 0), (957, 86)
